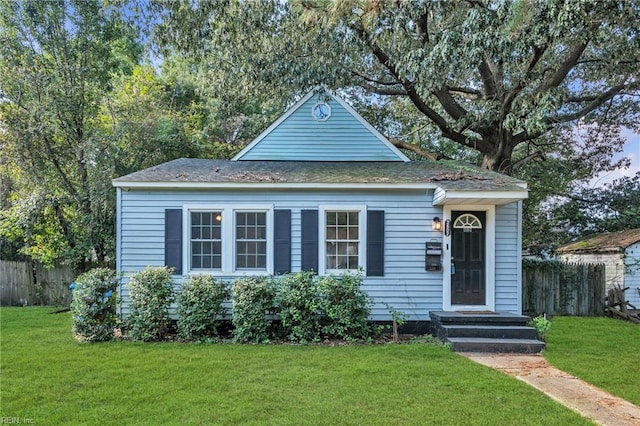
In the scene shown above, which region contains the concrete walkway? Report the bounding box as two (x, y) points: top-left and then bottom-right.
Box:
(462, 353), (640, 426)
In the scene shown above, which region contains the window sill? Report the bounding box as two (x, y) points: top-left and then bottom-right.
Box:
(183, 270), (272, 278)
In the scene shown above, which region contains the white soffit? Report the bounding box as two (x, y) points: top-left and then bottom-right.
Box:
(432, 189), (529, 206)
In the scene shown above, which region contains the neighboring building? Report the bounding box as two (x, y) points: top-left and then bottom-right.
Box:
(112, 87), (529, 321)
(556, 229), (640, 308)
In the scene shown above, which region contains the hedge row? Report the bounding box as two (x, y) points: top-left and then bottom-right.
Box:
(71, 267), (376, 343)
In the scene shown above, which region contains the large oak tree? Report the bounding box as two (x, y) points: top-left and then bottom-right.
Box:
(155, 0), (639, 174)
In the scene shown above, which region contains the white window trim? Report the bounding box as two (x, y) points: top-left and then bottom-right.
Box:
(442, 205), (495, 312)
(318, 205), (367, 275)
(182, 204), (273, 276)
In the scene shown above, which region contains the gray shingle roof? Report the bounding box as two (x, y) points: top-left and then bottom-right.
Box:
(112, 158), (526, 191)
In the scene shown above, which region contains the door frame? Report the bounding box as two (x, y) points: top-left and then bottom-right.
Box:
(442, 204), (495, 312)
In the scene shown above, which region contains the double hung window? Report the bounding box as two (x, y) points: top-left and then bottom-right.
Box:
(186, 207), (272, 274)
(325, 211), (359, 270)
(190, 211), (222, 270)
(235, 212), (267, 270)
(320, 206), (365, 274)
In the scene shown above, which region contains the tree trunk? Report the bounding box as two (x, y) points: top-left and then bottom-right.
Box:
(479, 133), (515, 174)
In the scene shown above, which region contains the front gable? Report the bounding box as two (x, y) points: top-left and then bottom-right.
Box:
(233, 87), (409, 162)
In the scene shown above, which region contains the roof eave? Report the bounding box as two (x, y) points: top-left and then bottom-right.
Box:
(557, 248), (624, 255)
(111, 181), (441, 190)
(432, 188), (529, 206)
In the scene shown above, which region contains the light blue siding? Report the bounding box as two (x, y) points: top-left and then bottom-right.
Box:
(494, 202), (521, 313)
(625, 243), (640, 308)
(237, 95), (404, 161)
(117, 189), (524, 320)
(119, 189), (443, 320)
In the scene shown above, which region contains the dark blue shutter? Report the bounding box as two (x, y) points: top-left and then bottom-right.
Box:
(367, 210), (384, 276)
(274, 209), (291, 274)
(301, 210), (318, 272)
(165, 209), (182, 275)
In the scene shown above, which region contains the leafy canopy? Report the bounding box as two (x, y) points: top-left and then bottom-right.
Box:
(153, 0), (640, 174)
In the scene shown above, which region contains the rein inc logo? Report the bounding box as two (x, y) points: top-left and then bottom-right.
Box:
(1, 418), (34, 424)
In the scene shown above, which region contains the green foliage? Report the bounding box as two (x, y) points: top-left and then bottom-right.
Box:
(230, 272), (376, 344)
(385, 303), (409, 344)
(528, 314), (552, 342)
(70, 268), (119, 342)
(177, 275), (230, 341)
(231, 276), (278, 343)
(0, 0), (140, 270)
(317, 272), (374, 341)
(153, 0), (639, 174)
(277, 271), (321, 343)
(126, 266), (175, 342)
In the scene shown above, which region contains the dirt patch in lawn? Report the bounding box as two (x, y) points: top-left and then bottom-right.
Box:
(462, 353), (640, 426)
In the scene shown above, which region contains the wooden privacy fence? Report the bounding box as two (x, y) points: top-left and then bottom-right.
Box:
(0, 260), (75, 306)
(522, 260), (606, 316)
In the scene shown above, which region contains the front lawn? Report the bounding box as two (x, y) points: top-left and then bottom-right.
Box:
(544, 316), (640, 406)
(0, 308), (590, 425)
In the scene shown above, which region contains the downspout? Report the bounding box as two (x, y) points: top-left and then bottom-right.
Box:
(516, 200), (523, 315)
(116, 187), (123, 318)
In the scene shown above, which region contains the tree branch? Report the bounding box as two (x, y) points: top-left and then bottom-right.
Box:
(502, 44), (548, 117)
(388, 138), (444, 161)
(358, 82), (407, 96)
(447, 86), (482, 100)
(479, 59), (498, 99)
(547, 82), (630, 124)
(433, 87), (468, 120)
(351, 22), (488, 152)
(415, 9), (429, 46)
(535, 26), (598, 95)
(511, 151), (545, 170)
(350, 70), (399, 86)
(41, 134), (78, 198)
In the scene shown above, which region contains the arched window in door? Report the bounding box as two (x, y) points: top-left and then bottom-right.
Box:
(453, 213), (482, 230)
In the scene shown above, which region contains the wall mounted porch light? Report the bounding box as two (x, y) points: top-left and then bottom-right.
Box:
(432, 217), (442, 232)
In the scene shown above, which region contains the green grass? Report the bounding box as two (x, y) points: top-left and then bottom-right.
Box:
(0, 308), (590, 425)
(544, 316), (640, 406)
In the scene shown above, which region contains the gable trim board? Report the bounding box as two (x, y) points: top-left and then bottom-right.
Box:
(232, 87), (410, 162)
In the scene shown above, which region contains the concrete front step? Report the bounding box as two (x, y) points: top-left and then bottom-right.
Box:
(430, 311), (530, 326)
(429, 311), (545, 353)
(440, 325), (538, 340)
(448, 337), (546, 353)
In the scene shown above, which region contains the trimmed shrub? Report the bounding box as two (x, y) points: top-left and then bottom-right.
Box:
(277, 271), (321, 343)
(177, 275), (229, 341)
(127, 266), (175, 341)
(232, 276), (278, 343)
(70, 268), (119, 342)
(317, 271), (374, 341)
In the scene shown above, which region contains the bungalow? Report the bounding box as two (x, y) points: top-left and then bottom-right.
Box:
(556, 229), (640, 308)
(112, 87), (529, 324)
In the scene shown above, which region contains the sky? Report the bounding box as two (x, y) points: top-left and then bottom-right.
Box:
(591, 128), (640, 187)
